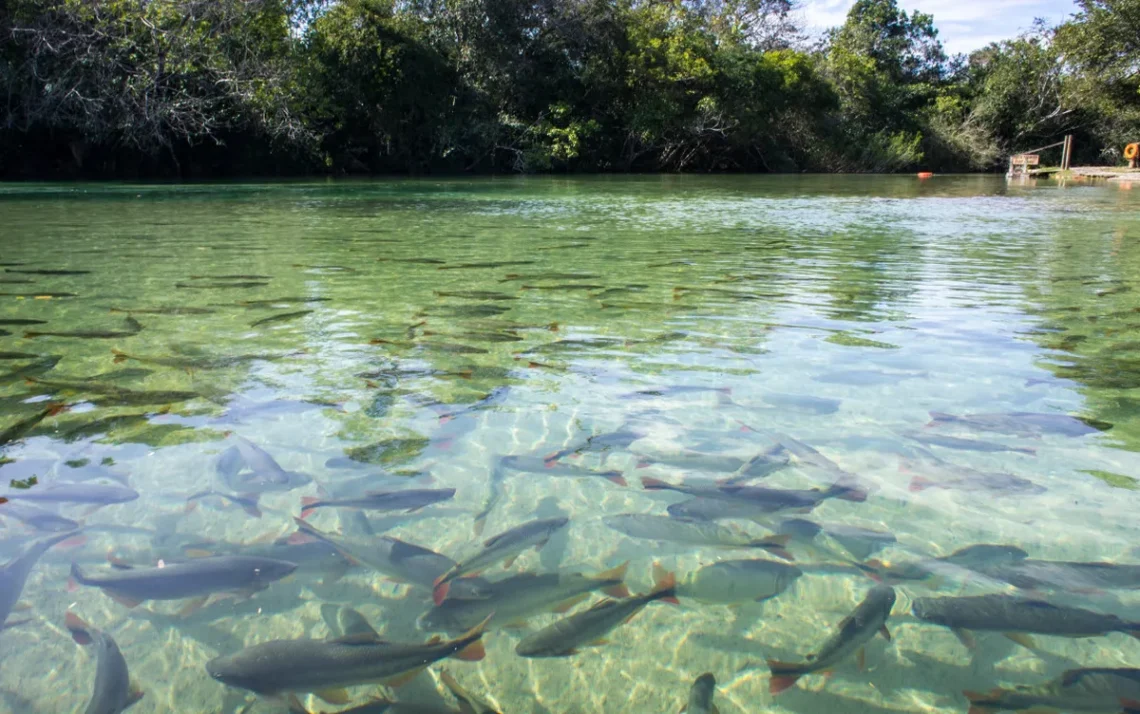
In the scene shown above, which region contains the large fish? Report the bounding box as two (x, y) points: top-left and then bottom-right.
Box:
(767, 585), (896, 694)
(681, 673), (718, 714)
(669, 559), (802, 604)
(418, 563), (630, 633)
(205, 615), (491, 701)
(433, 517), (569, 604)
(603, 514), (792, 560)
(778, 519), (896, 561)
(70, 555), (298, 608)
(3, 482), (138, 505)
(65, 612), (144, 714)
(902, 452), (1045, 495)
(218, 438), (312, 498)
(911, 594), (1140, 648)
(976, 559), (1140, 592)
(926, 411), (1112, 437)
(902, 431), (1036, 456)
(0, 500), (80, 532)
(0, 402), (66, 446)
(499, 455), (627, 486)
(515, 569), (677, 657)
(861, 544), (1029, 584)
(643, 477), (865, 514)
(0, 530), (79, 629)
(291, 518), (490, 600)
(963, 668), (1140, 714)
(300, 488), (456, 519)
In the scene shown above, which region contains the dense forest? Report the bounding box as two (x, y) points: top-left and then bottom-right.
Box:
(0, 0), (1137, 177)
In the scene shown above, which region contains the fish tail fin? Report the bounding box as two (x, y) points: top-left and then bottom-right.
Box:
(451, 613), (492, 661)
(926, 411), (953, 427)
(64, 611), (94, 645)
(299, 496), (319, 519)
(962, 690), (996, 714)
(651, 568), (679, 605)
(111, 349), (130, 363)
(45, 402), (68, 417)
(766, 662), (803, 695)
(433, 579), (452, 606)
(756, 534), (794, 562)
(598, 560), (631, 597)
(605, 473), (628, 487)
(23, 331), (39, 338)
(68, 562), (88, 589)
(857, 559), (886, 582)
(833, 483), (868, 502)
(640, 476), (670, 490)
(908, 476), (934, 492)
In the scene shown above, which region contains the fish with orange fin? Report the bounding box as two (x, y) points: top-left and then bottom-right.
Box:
(64, 612), (144, 713)
(515, 567), (679, 657)
(963, 668), (1140, 713)
(433, 517), (569, 605)
(767, 584), (895, 695)
(205, 614), (492, 703)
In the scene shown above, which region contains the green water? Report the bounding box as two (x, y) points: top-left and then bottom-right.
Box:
(0, 175), (1139, 713)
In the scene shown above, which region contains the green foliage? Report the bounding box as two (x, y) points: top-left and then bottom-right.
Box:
(0, 0), (1137, 176)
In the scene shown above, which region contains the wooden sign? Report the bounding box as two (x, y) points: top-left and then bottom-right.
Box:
(1010, 154), (1040, 166)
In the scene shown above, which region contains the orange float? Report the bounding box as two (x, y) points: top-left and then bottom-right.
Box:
(1125, 143), (1139, 160)
(916, 171), (934, 179)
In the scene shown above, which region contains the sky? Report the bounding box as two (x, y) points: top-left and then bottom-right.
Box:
(799, 0), (1080, 54)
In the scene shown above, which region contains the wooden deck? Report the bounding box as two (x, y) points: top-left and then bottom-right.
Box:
(1026, 166), (1140, 179)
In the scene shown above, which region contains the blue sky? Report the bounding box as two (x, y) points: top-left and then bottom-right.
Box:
(801, 0), (1080, 54)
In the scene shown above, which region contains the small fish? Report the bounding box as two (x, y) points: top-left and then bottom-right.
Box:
(0, 291), (77, 298)
(903, 431), (1036, 455)
(418, 564), (630, 633)
(500, 272), (599, 282)
(643, 477), (866, 514)
(516, 568), (678, 657)
(976, 559), (1140, 592)
(911, 593), (1140, 647)
(221, 437), (313, 496)
(205, 615), (490, 699)
(0, 319), (46, 325)
(767, 585), (896, 694)
(926, 411), (1112, 437)
(4, 482), (138, 506)
(520, 284), (605, 291)
(963, 668), (1140, 714)
(422, 329), (522, 344)
(379, 258), (447, 265)
(438, 261), (536, 270)
(440, 670), (502, 714)
(109, 306), (215, 315)
(175, 281), (268, 289)
(6, 268), (91, 275)
(0, 501), (80, 532)
(190, 274), (271, 280)
(499, 455), (627, 486)
(64, 612), (144, 714)
(621, 385), (731, 400)
(433, 291), (517, 301)
(1, 531), (80, 628)
(669, 559), (802, 604)
(902, 452), (1045, 494)
(250, 310), (313, 327)
(759, 392), (841, 415)
(602, 514), (792, 559)
(420, 305), (513, 318)
(543, 428), (643, 462)
(0, 355), (60, 384)
(682, 673), (718, 714)
(815, 369), (926, 386)
(433, 517), (570, 604)
(0, 402), (67, 446)
(300, 488), (456, 518)
(24, 316), (143, 339)
(0, 351), (41, 360)
(70, 555), (298, 608)
(111, 348), (295, 369)
(235, 296), (332, 307)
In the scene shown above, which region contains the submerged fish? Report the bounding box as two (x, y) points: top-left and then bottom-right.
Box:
(300, 488), (456, 518)
(433, 291), (517, 301)
(911, 593), (1140, 647)
(902, 431), (1036, 455)
(206, 616), (490, 699)
(438, 261), (535, 270)
(109, 306), (215, 316)
(515, 569), (678, 657)
(902, 452), (1045, 495)
(670, 558), (802, 604)
(24, 316), (143, 339)
(0, 500), (80, 532)
(976, 559), (1140, 592)
(1, 530), (78, 629)
(250, 310), (313, 327)
(418, 563), (630, 633)
(433, 517), (569, 605)
(643, 477), (866, 515)
(862, 543), (1029, 584)
(6, 268), (91, 275)
(779, 519), (896, 561)
(4, 482), (138, 506)
(963, 668), (1140, 714)
(0, 351), (42, 360)
(291, 518), (491, 599)
(175, 281), (268, 289)
(65, 612), (144, 714)
(681, 673), (718, 714)
(499, 455), (627, 486)
(0, 402), (66, 446)
(0, 318), (46, 325)
(220, 437), (313, 496)
(70, 555), (298, 608)
(111, 348), (297, 369)
(926, 411), (1112, 437)
(603, 514), (792, 559)
(767, 585), (896, 694)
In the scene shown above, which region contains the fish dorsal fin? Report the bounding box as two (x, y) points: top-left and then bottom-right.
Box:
(337, 607), (380, 639)
(586, 598), (618, 612)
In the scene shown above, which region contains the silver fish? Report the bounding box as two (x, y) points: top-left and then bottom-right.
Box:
(499, 455), (627, 486)
(682, 673), (717, 714)
(603, 514), (792, 559)
(964, 668), (1140, 713)
(0, 530), (79, 628)
(65, 612), (144, 714)
(926, 410), (1112, 437)
(433, 517), (569, 604)
(3, 483), (138, 505)
(671, 559), (801, 604)
(300, 488), (456, 518)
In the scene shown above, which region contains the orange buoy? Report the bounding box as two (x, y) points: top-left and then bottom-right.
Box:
(1124, 143), (1139, 160)
(916, 172), (934, 179)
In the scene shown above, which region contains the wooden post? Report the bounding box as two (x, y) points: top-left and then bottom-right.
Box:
(1061, 135), (1073, 171)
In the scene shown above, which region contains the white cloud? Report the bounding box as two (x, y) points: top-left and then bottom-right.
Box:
(798, 0), (1079, 54)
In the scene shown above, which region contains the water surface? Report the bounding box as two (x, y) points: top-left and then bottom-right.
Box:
(1, 175), (1139, 713)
